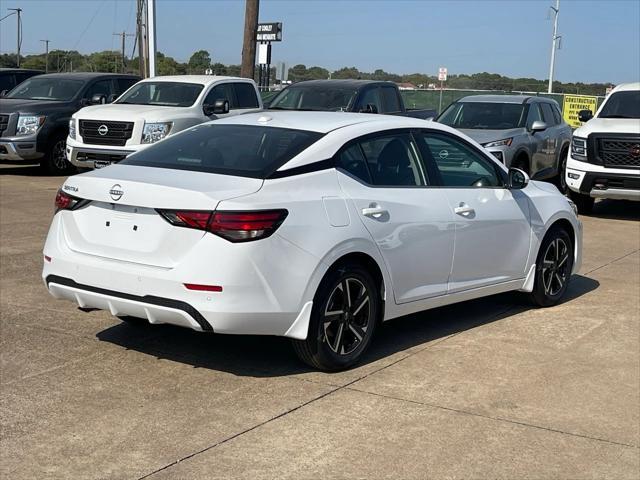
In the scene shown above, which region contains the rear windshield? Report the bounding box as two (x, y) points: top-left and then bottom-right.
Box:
(438, 102), (527, 129)
(121, 124), (323, 178)
(116, 81), (203, 107)
(598, 91), (640, 119)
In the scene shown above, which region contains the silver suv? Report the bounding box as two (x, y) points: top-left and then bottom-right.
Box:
(437, 95), (572, 188)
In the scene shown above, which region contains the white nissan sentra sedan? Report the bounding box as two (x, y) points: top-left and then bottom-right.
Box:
(43, 112), (582, 371)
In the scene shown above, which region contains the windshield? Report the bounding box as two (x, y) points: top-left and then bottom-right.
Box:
(121, 124), (323, 178)
(116, 81), (204, 107)
(438, 102), (527, 130)
(6, 77), (83, 101)
(598, 91), (640, 119)
(269, 86), (357, 111)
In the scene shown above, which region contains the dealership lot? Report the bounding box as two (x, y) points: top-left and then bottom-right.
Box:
(1, 166), (638, 479)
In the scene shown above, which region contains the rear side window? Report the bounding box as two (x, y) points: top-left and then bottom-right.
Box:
(0, 73), (16, 92)
(122, 125), (323, 178)
(359, 133), (427, 186)
(233, 83), (259, 108)
(540, 103), (557, 125)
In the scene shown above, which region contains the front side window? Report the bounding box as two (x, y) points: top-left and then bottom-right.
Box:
(6, 77), (84, 101)
(233, 83), (259, 108)
(116, 78), (138, 95)
(540, 103), (557, 125)
(204, 84), (236, 108)
(598, 91), (640, 119)
(269, 86), (357, 111)
(84, 80), (113, 100)
(526, 103), (543, 128)
(122, 125), (323, 178)
(418, 132), (502, 188)
(438, 102), (526, 130)
(337, 144), (372, 183)
(381, 87), (401, 113)
(551, 104), (562, 124)
(116, 81), (203, 107)
(356, 87), (382, 113)
(358, 133), (427, 186)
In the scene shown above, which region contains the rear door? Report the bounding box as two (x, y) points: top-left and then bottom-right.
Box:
(540, 102), (561, 171)
(336, 131), (455, 303)
(416, 130), (531, 292)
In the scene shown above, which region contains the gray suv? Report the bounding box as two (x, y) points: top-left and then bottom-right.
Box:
(437, 95), (572, 189)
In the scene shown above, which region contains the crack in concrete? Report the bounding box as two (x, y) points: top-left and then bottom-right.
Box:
(583, 249), (639, 275)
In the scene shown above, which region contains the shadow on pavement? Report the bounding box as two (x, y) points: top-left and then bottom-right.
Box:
(589, 199), (639, 221)
(96, 274), (599, 378)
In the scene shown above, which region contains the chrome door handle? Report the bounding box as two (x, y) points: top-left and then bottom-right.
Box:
(454, 204), (475, 216)
(362, 206), (388, 218)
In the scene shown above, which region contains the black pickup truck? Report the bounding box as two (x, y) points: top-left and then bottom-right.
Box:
(268, 79), (437, 119)
(0, 72), (139, 174)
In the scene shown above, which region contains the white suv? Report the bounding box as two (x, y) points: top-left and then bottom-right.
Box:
(565, 82), (640, 213)
(67, 75), (262, 169)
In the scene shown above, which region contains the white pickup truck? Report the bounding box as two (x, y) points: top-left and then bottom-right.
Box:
(565, 82), (639, 213)
(66, 75), (262, 169)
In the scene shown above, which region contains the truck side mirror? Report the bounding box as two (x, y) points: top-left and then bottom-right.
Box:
(359, 103), (378, 114)
(578, 109), (593, 123)
(204, 99), (230, 116)
(90, 93), (107, 105)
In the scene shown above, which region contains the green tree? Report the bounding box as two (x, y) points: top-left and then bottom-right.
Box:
(187, 50), (212, 74)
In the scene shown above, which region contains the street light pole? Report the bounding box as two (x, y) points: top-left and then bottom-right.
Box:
(7, 8), (22, 67)
(547, 0), (560, 94)
(40, 39), (50, 73)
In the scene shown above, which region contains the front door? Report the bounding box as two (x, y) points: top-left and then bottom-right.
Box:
(335, 132), (455, 303)
(416, 130), (531, 293)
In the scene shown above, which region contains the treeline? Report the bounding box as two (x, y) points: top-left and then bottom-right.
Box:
(0, 50), (611, 96)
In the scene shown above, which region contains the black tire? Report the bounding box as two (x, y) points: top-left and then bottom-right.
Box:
(40, 132), (76, 175)
(292, 262), (380, 371)
(511, 155), (530, 175)
(118, 316), (150, 327)
(526, 226), (574, 307)
(568, 190), (595, 214)
(554, 147), (569, 193)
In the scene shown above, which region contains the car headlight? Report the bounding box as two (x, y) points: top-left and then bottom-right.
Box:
(142, 122), (172, 144)
(16, 115), (45, 136)
(68, 118), (76, 140)
(571, 136), (587, 161)
(482, 138), (513, 148)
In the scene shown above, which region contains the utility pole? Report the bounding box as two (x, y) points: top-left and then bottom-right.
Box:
(7, 8), (22, 67)
(547, 0), (561, 94)
(40, 39), (50, 73)
(241, 0), (259, 80)
(136, 0), (148, 77)
(113, 31), (135, 73)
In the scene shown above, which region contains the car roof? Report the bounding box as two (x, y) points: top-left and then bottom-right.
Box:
(139, 75), (253, 86)
(211, 111), (430, 133)
(31, 72), (139, 81)
(610, 82), (640, 93)
(289, 79), (394, 88)
(457, 94), (557, 105)
(0, 68), (44, 74)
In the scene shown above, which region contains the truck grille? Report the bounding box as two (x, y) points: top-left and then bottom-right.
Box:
(79, 120), (134, 146)
(0, 114), (8, 135)
(596, 137), (640, 169)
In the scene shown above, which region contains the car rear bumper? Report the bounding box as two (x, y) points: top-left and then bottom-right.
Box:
(566, 157), (640, 201)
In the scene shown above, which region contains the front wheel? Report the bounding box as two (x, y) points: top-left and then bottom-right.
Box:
(292, 263), (379, 371)
(40, 132), (76, 175)
(526, 226), (574, 307)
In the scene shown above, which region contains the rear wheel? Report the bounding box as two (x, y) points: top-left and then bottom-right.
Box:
(527, 226), (574, 307)
(292, 263), (379, 371)
(568, 189), (594, 214)
(40, 132), (76, 175)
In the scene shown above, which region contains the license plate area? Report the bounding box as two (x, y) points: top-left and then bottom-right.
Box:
(94, 160), (111, 169)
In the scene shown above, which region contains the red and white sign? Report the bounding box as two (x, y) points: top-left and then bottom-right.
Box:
(438, 67), (448, 82)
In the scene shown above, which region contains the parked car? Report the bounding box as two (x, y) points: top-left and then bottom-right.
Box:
(68, 75), (263, 170)
(437, 95), (572, 186)
(0, 68), (44, 95)
(565, 82), (640, 213)
(43, 112), (581, 371)
(268, 79), (437, 119)
(0, 72), (139, 174)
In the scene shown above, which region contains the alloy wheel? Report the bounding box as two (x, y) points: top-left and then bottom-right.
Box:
(541, 237), (570, 296)
(52, 140), (68, 171)
(323, 277), (371, 355)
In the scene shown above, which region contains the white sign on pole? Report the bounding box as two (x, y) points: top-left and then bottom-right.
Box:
(258, 43), (269, 65)
(438, 67), (448, 82)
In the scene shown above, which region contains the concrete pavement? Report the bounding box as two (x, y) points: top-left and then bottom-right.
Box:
(1, 166), (638, 479)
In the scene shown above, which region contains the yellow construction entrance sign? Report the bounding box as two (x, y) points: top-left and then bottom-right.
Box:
(562, 95), (598, 128)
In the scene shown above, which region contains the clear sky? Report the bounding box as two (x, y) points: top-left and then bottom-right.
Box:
(1, 0), (639, 83)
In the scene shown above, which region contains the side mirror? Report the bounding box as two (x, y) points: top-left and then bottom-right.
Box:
(89, 93), (107, 105)
(359, 103), (378, 114)
(107, 93), (118, 103)
(578, 109), (593, 123)
(508, 168), (529, 189)
(204, 99), (230, 116)
(530, 120), (548, 133)
(425, 116), (435, 122)
(0, 90), (7, 97)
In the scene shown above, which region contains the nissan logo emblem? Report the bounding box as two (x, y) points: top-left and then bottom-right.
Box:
(109, 184), (124, 202)
(98, 124), (109, 136)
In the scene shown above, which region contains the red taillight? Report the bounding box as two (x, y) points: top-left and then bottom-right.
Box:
(54, 189), (85, 213)
(157, 209), (288, 242)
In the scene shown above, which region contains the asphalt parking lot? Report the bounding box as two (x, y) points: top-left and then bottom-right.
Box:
(1, 165), (638, 480)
